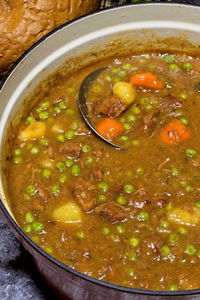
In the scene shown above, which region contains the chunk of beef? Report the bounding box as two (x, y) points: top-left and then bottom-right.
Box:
(59, 141), (81, 159)
(72, 178), (96, 212)
(35, 182), (51, 202)
(95, 202), (128, 222)
(143, 109), (160, 136)
(94, 94), (127, 118)
(159, 95), (182, 115)
(143, 235), (162, 256)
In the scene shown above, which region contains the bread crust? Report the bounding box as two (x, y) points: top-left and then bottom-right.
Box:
(0, 0), (100, 75)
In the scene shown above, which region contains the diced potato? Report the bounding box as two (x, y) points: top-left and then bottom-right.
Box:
(113, 81), (136, 105)
(52, 202), (82, 224)
(19, 122), (46, 140)
(51, 123), (64, 134)
(167, 207), (200, 226)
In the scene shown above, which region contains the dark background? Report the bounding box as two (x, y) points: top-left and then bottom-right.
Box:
(0, 1), (199, 299)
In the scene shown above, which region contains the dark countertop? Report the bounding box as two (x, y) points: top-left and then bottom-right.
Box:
(0, 211), (59, 300)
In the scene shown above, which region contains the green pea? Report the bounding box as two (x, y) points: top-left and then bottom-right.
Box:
(178, 226), (188, 234)
(50, 185), (59, 194)
(185, 185), (193, 192)
(120, 117), (126, 123)
(170, 285), (178, 291)
(179, 93), (188, 100)
(45, 246), (53, 254)
(195, 201), (200, 208)
(25, 212), (35, 223)
(116, 195), (126, 206)
(39, 111), (49, 120)
(139, 211), (149, 221)
(65, 159), (74, 167)
(98, 195), (107, 203)
(86, 156), (94, 164)
(165, 55), (174, 63)
(129, 237), (139, 247)
(54, 106), (61, 114)
(26, 185), (36, 196)
(98, 182), (109, 193)
(71, 165), (81, 176)
(39, 138), (49, 146)
(123, 123), (131, 130)
(76, 231), (85, 239)
(122, 63), (131, 69)
(116, 225), (125, 234)
(82, 145), (91, 153)
(59, 174), (67, 184)
(105, 75), (111, 82)
(102, 227), (110, 235)
(120, 136), (129, 142)
(36, 108), (41, 114)
(124, 184), (134, 194)
(141, 97), (149, 105)
(14, 148), (22, 156)
(30, 146), (39, 154)
(136, 167), (144, 175)
(65, 130), (75, 140)
(56, 162), (66, 172)
(57, 134), (65, 142)
(132, 139), (140, 146)
(180, 117), (189, 125)
(92, 85), (101, 93)
(145, 104), (153, 111)
(58, 101), (67, 110)
(169, 233), (179, 244)
(24, 224), (32, 233)
(32, 221), (44, 233)
(26, 116), (35, 124)
(112, 68), (120, 74)
(40, 101), (50, 110)
(169, 64), (179, 71)
(132, 106), (141, 115)
(42, 169), (51, 179)
(128, 251), (137, 261)
(119, 70), (126, 77)
(66, 109), (74, 115)
(161, 245), (171, 258)
(183, 62), (193, 71)
(160, 220), (169, 229)
(171, 167), (179, 176)
(196, 250), (200, 258)
(13, 156), (22, 164)
(185, 244), (196, 255)
(127, 269), (135, 277)
(70, 122), (78, 130)
(180, 180), (187, 187)
(127, 115), (136, 122)
(186, 148), (197, 158)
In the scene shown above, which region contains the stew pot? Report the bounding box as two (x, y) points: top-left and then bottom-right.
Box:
(1, 3), (200, 299)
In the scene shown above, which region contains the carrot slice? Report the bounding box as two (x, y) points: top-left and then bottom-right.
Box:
(130, 72), (164, 90)
(161, 119), (190, 145)
(96, 118), (123, 140)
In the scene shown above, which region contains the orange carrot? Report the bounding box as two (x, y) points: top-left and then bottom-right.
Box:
(161, 119), (190, 145)
(130, 72), (164, 90)
(96, 118), (123, 140)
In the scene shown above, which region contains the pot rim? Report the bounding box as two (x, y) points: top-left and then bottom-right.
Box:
(1, 2), (200, 296)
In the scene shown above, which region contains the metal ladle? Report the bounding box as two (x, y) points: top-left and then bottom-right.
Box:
(78, 67), (125, 150)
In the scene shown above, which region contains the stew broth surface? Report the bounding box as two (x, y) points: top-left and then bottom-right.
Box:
(8, 52), (200, 291)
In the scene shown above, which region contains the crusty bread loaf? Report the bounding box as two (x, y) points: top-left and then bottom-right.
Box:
(0, 0), (100, 76)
